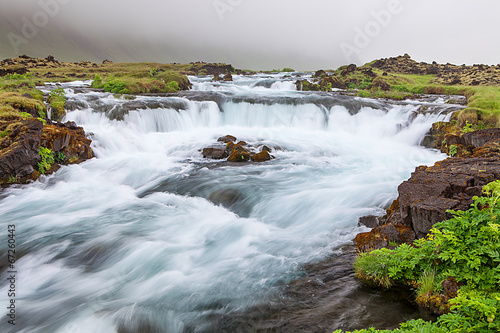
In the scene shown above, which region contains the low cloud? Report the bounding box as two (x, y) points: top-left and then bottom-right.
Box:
(0, 0), (498, 70)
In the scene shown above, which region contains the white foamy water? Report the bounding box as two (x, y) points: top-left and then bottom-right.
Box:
(0, 75), (459, 332)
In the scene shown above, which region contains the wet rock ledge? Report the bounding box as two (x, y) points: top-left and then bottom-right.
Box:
(0, 118), (94, 185)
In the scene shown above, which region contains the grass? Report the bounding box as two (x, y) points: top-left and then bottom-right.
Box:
(336, 67), (500, 128)
(416, 269), (439, 299)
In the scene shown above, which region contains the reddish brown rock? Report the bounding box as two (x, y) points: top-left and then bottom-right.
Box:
(251, 150), (271, 162)
(41, 123), (93, 164)
(227, 150), (251, 162)
(217, 135), (237, 143)
(354, 224), (415, 253)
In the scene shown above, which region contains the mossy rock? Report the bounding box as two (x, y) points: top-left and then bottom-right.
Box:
(227, 150), (250, 162)
(251, 151), (271, 162)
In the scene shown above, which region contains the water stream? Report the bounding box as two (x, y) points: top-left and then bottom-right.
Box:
(0, 73), (462, 332)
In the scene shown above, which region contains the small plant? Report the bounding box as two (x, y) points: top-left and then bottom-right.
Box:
(357, 90), (371, 98)
(449, 144), (458, 157)
(91, 74), (104, 89)
(49, 87), (65, 98)
(168, 81), (179, 92)
(54, 151), (66, 163)
(38, 147), (54, 174)
(0, 130), (8, 138)
(19, 111), (32, 119)
(462, 121), (474, 133)
(7, 175), (17, 183)
(149, 68), (158, 77)
(442, 138), (447, 146)
(322, 82), (332, 92)
(416, 269), (439, 299)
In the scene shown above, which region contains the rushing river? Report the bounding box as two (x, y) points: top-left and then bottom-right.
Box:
(0, 73), (462, 332)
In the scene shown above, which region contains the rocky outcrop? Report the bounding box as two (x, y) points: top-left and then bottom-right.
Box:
(41, 121), (94, 164)
(0, 119), (93, 185)
(0, 119), (43, 180)
(188, 62), (235, 75)
(370, 54), (500, 86)
(398, 155), (500, 238)
(202, 135), (274, 163)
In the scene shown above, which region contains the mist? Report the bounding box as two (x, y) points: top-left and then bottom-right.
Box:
(0, 0), (499, 70)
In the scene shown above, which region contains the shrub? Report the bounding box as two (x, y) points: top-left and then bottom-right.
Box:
(91, 74), (104, 89)
(38, 147), (54, 174)
(104, 79), (128, 94)
(168, 81), (179, 92)
(449, 144), (457, 157)
(54, 151), (65, 163)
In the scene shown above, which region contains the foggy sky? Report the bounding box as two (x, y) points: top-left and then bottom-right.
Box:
(0, 0), (499, 70)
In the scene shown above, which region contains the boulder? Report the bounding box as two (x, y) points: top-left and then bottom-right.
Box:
(217, 135), (237, 143)
(313, 70), (327, 78)
(208, 188), (244, 209)
(251, 151), (271, 162)
(397, 156), (500, 238)
(202, 147), (228, 159)
(223, 73), (233, 81)
(0, 119), (43, 179)
(462, 128), (500, 148)
(227, 150), (251, 162)
(358, 215), (379, 228)
(354, 224), (415, 253)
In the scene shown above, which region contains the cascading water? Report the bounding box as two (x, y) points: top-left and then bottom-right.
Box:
(0, 74), (463, 332)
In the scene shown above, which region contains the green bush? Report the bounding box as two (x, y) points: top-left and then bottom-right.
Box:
(168, 81), (179, 92)
(449, 144), (458, 157)
(55, 151), (65, 163)
(103, 79), (128, 94)
(91, 74), (104, 89)
(38, 147), (54, 174)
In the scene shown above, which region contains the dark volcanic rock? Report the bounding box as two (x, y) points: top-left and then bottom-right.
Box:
(0, 119), (43, 179)
(202, 147), (228, 159)
(358, 215), (380, 228)
(462, 128), (500, 148)
(398, 156), (500, 238)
